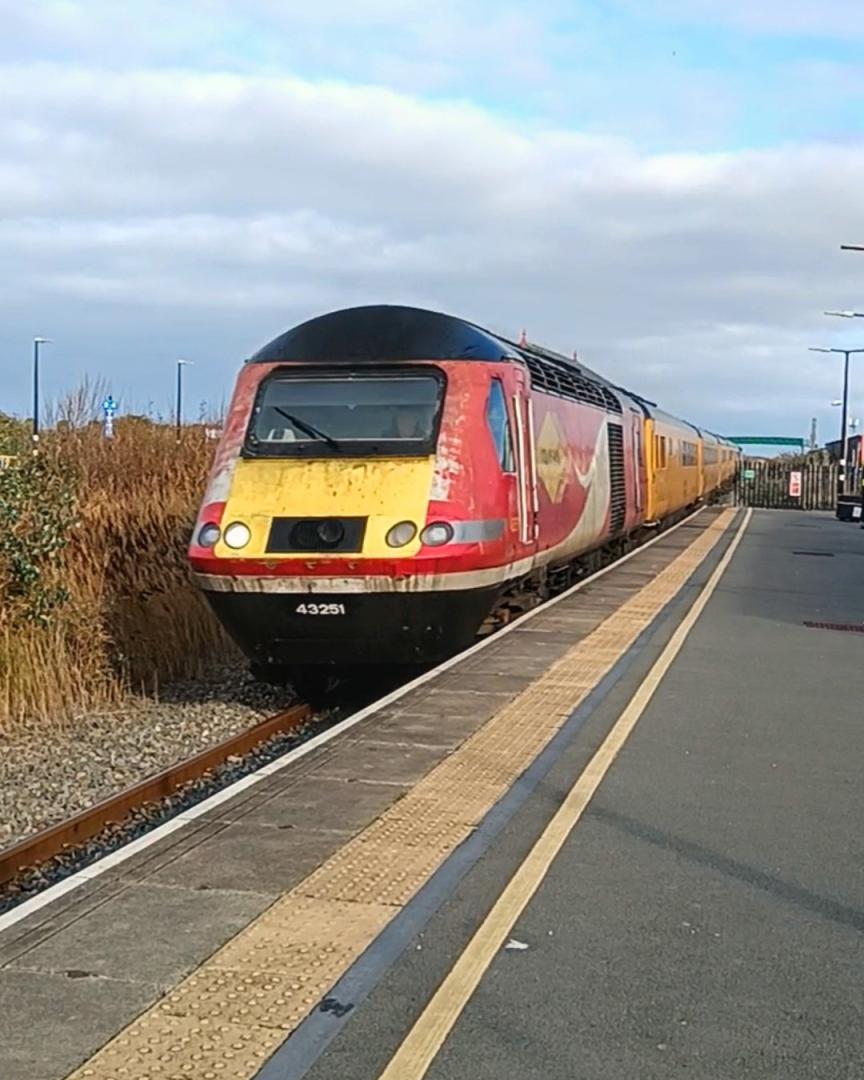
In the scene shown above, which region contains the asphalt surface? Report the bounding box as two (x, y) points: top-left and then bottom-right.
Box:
(295, 510), (864, 1080)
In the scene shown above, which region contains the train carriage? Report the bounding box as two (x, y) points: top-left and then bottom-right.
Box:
(701, 430), (724, 499)
(189, 305), (734, 685)
(720, 440), (742, 486)
(641, 408), (703, 524)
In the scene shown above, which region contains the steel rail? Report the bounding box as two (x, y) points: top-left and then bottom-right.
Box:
(0, 702), (310, 888)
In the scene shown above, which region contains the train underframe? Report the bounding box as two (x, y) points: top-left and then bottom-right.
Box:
(204, 584), (501, 697)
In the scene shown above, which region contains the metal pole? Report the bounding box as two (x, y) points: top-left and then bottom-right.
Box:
(176, 360), (182, 442)
(840, 350), (850, 496)
(32, 339), (39, 452)
(810, 417), (817, 451)
(859, 439), (864, 527)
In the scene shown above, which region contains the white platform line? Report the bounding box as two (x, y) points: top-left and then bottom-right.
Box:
(0, 509), (708, 936)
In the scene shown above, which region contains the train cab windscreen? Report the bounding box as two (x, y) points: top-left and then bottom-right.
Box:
(245, 370), (445, 457)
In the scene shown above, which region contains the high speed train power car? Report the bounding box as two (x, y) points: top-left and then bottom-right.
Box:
(188, 305), (738, 687)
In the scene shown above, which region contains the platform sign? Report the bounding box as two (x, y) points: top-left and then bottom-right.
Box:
(742, 468), (755, 481)
(788, 470), (802, 498)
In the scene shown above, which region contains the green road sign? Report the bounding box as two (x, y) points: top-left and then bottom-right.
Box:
(728, 436), (805, 449)
(742, 468), (756, 480)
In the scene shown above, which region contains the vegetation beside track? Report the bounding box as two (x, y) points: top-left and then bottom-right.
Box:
(0, 405), (236, 733)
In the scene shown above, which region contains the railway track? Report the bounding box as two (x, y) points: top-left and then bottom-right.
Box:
(0, 703), (310, 900)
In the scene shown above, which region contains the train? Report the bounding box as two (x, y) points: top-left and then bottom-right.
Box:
(188, 305), (739, 690)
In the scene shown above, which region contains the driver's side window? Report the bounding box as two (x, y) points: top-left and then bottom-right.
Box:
(486, 379), (515, 472)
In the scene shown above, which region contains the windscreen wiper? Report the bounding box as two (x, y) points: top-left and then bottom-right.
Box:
(274, 407), (341, 451)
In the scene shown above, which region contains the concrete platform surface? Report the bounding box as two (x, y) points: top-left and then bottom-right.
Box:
(304, 510), (864, 1080)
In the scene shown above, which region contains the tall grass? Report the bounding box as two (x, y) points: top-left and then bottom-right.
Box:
(0, 412), (237, 733)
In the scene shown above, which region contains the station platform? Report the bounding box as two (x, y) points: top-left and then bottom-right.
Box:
(2, 507), (862, 1080)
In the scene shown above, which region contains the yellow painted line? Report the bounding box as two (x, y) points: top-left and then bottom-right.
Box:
(376, 508), (752, 1080)
(66, 509), (736, 1080)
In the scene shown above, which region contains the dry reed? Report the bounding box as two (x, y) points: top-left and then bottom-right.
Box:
(0, 416), (237, 733)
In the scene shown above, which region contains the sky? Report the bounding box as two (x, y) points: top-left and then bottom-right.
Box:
(3, 1), (864, 442)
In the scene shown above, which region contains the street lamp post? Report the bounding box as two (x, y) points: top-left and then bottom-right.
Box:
(809, 345), (864, 494)
(32, 337), (51, 453)
(832, 254), (864, 508)
(822, 310), (864, 493)
(176, 359), (193, 441)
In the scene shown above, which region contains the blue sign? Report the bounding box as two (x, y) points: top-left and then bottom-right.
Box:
(102, 395), (118, 438)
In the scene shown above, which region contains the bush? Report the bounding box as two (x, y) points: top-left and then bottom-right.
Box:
(0, 413), (29, 456)
(0, 455), (76, 627)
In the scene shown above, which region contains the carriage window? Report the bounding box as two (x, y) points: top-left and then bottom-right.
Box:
(486, 379), (515, 472)
(246, 370), (444, 457)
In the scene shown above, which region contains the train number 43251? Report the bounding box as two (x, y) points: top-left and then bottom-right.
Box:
(295, 603), (347, 615)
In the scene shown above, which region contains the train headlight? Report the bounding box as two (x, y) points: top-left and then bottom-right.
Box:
(386, 521), (417, 548)
(420, 522), (454, 547)
(197, 523), (221, 548)
(223, 522), (252, 550)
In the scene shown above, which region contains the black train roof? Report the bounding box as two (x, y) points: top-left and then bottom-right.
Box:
(248, 305), (511, 364)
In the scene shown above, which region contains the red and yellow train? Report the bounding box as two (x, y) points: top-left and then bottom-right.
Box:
(188, 305), (738, 685)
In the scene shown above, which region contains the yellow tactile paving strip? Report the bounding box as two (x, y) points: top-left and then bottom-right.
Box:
(68, 510), (735, 1080)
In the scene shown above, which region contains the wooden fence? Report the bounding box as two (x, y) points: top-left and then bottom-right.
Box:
(735, 458), (840, 510)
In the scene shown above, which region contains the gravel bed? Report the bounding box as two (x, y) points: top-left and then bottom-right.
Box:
(0, 660), (305, 853)
(0, 716), (333, 915)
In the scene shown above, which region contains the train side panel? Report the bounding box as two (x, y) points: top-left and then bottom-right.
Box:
(528, 392), (612, 564)
(720, 433), (743, 492)
(701, 431), (722, 497)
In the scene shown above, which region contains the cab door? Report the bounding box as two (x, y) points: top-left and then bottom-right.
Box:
(511, 369), (539, 548)
(630, 409), (644, 521)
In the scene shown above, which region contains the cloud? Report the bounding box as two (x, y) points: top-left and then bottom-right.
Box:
(0, 0), (564, 95)
(629, 0), (864, 38)
(5, 2), (863, 152)
(1, 58), (864, 439)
